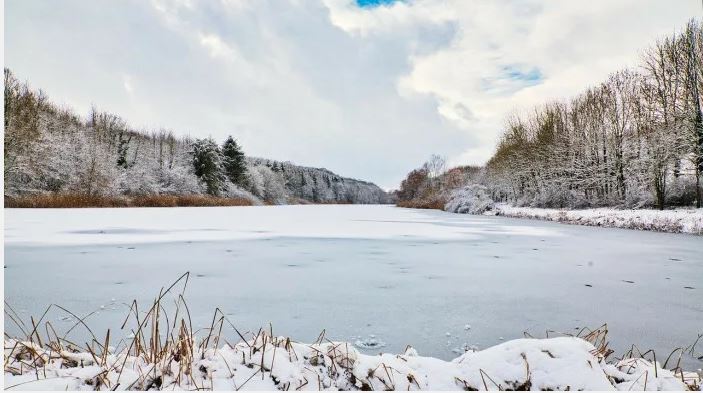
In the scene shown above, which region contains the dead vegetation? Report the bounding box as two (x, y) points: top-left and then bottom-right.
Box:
(396, 198), (446, 210)
(4, 194), (255, 208)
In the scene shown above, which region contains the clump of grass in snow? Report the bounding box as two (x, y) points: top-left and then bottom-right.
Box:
(4, 273), (703, 391)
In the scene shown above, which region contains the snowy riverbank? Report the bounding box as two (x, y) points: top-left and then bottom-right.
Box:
(492, 204), (703, 235)
(5, 334), (701, 391)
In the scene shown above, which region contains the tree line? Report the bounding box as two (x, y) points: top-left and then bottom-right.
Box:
(486, 20), (703, 210)
(3, 68), (388, 205)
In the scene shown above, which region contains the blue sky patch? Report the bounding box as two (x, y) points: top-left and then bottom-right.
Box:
(502, 64), (543, 83)
(356, 0), (399, 8)
(480, 64), (544, 94)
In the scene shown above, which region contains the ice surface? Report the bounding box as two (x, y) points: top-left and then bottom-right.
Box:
(4, 205), (703, 370)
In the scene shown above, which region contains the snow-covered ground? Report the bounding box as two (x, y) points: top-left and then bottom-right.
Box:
(5, 334), (701, 390)
(4, 205), (703, 385)
(493, 204), (703, 234)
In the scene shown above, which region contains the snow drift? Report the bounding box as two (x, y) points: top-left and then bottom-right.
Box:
(5, 334), (701, 391)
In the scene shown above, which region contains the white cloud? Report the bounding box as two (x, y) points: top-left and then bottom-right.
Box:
(325, 0), (701, 167)
(5, 0), (700, 188)
(198, 33), (235, 61)
(122, 74), (134, 94)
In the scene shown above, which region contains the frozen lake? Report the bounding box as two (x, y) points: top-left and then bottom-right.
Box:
(4, 205), (703, 367)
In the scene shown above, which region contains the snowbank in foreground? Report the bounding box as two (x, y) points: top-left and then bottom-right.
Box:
(5, 335), (701, 391)
(492, 204), (703, 235)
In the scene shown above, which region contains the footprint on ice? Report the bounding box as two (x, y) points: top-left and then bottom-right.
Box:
(354, 336), (386, 350)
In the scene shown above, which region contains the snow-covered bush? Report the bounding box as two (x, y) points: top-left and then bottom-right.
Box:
(246, 165), (288, 204)
(221, 182), (262, 205)
(528, 188), (591, 209)
(444, 184), (495, 214)
(117, 164), (159, 196)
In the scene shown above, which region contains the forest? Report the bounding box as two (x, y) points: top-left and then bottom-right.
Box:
(398, 20), (703, 211)
(3, 69), (389, 207)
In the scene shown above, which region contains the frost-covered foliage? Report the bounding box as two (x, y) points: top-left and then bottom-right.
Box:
(190, 138), (227, 196)
(395, 155), (482, 209)
(247, 158), (390, 204)
(4, 335), (700, 391)
(3, 69), (387, 205)
(445, 184), (495, 214)
(494, 204), (703, 234)
(485, 21), (703, 210)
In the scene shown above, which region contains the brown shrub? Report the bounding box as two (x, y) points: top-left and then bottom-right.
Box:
(5, 194), (254, 208)
(165, 195), (253, 207)
(4, 194), (129, 208)
(396, 198), (446, 210)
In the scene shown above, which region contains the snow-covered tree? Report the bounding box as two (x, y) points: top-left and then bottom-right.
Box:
(190, 138), (225, 196)
(221, 136), (248, 187)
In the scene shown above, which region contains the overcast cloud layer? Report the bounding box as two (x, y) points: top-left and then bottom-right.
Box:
(5, 0), (701, 189)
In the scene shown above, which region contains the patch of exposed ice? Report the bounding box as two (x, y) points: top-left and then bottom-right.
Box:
(354, 335), (386, 350)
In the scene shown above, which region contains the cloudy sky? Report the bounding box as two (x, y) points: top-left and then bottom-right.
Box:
(5, 0), (701, 189)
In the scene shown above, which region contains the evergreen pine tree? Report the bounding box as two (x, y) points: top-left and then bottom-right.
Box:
(116, 133), (131, 168)
(191, 138), (225, 195)
(221, 136), (248, 186)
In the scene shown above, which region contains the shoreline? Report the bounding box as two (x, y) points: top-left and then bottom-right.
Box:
(396, 202), (703, 235)
(492, 204), (703, 235)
